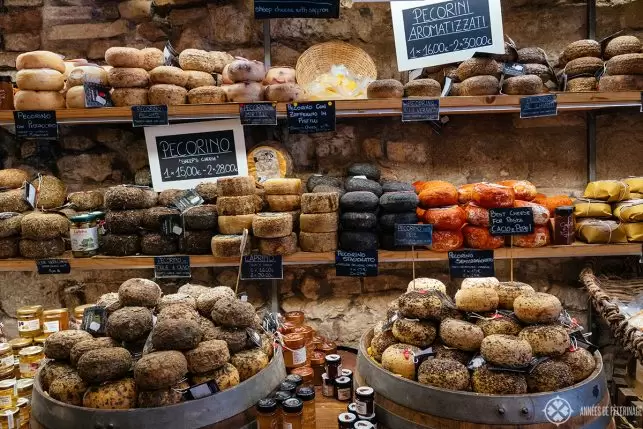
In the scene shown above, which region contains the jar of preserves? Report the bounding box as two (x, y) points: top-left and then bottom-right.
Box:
(283, 374), (303, 388)
(289, 366), (313, 386)
(0, 345), (13, 373)
(70, 213), (99, 257)
(0, 408), (19, 429)
(280, 322), (298, 334)
(325, 354), (342, 380)
(281, 397), (303, 429)
(296, 386), (315, 429)
(15, 380), (31, 402)
(334, 376), (352, 402)
(284, 311), (305, 327)
(337, 412), (357, 429)
(71, 304), (94, 330)
(310, 352), (325, 386)
(282, 334), (307, 369)
(255, 397), (278, 429)
(273, 390), (292, 428)
(321, 373), (333, 398)
(33, 336), (47, 347)
(320, 341), (337, 355)
(0, 368), (12, 383)
(18, 347), (43, 379)
(278, 381), (297, 395)
(553, 206), (575, 245)
(16, 306), (43, 338)
(0, 379), (16, 411)
(354, 421), (375, 429)
(42, 309), (69, 335)
(341, 368), (353, 383)
(8, 340), (31, 358)
(355, 386), (375, 416)
(16, 398), (29, 427)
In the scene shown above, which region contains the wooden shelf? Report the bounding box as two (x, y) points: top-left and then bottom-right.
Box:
(1, 92), (641, 125)
(0, 243), (639, 272)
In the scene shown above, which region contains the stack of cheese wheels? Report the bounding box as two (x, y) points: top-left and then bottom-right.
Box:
(299, 192), (339, 252)
(515, 47), (555, 88)
(557, 39), (603, 92)
(253, 211), (296, 255)
(450, 58), (501, 96)
(497, 180), (550, 248)
(105, 47), (151, 107)
(148, 66), (189, 105)
(65, 64), (110, 108)
(598, 36), (643, 92)
(263, 67), (304, 102)
(178, 49), (232, 104)
(414, 180), (464, 251)
(378, 181), (419, 250)
(0, 168), (32, 259)
(19, 212), (69, 259)
(182, 199), (218, 255)
(223, 58), (266, 102)
(617, 177), (643, 243)
(212, 176), (258, 257)
(261, 178), (302, 255)
(339, 164), (382, 251)
(465, 182), (515, 250)
(14, 51), (66, 110)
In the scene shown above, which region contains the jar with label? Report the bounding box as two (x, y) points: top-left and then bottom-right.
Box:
(284, 311), (305, 327)
(281, 397), (303, 429)
(7, 340), (31, 359)
(280, 322), (298, 334)
(553, 206), (575, 245)
(42, 309), (69, 335)
(355, 386), (374, 416)
(284, 374), (303, 388)
(283, 334), (307, 369)
(321, 373), (333, 397)
(341, 368), (353, 383)
(320, 341), (337, 355)
(289, 366), (313, 386)
(71, 304), (94, 330)
(334, 376), (352, 402)
(70, 214), (99, 257)
(357, 412), (377, 427)
(16, 306), (43, 339)
(0, 345), (13, 374)
(325, 354), (342, 380)
(256, 398), (278, 429)
(337, 412), (357, 429)
(0, 77), (13, 111)
(0, 368), (13, 384)
(15, 380), (32, 401)
(310, 352), (325, 386)
(0, 379), (16, 411)
(33, 336), (47, 347)
(0, 408), (19, 429)
(18, 347), (43, 379)
(16, 398), (28, 427)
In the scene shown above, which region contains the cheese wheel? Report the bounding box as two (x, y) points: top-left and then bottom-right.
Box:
(301, 192), (339, 214)
(252, 213), (293, 238)
(431, 230), (463, 252)
(422, 205), (466, 230)
(407, 278), (446, 293)
(512, 226), (550, 248)
(141, 47), (164, 71)
(514, 200), (550, 225)
(149, 84), (188, 105)
(247, 144), (293, 182)
(462, 225), (504, 250)
(497, 180), (537, 201)
(108, 68), (149, 88)
(299, 212), (338, 233)
(105, 47), (144, 68)
(227, 59), (265, 83)
(461, 277), (499, 289)
(217, 214), (255, 235)
(258, 232), (297, 255)
(379, 192), (419, 213)
(472, 183), (515, 208)
(439, 319), (484, 352)
(514, 292), (561, 324)
(263, 178), (302, 195)
(67, 66), (109, 87)
(150, 66), (188, 87)
(299, 231), (337, 252)
(416, 181), (458, 208)
(216, 196), (257, 216)
(455, 287), (499, 312)
(16, 69), (65, 91)
(494, 281), (535, 310)
(265, 195), (300, 212)
(367, 79), (404, 98)
(0, 169), (29, 189)
(211, 235), (250, 258)
(217, 177), (255, 196)
(111, 88), (148, 106)
(180, 49), (214, 73)
(65, 85), (86, 108)
(532, 194), (574, 216)
(264, 83), (304, 102)
(381, 344), (420, 380)
(464, 203), (490, 227)
(221, 64), (232, 84)
(14, 90), (65, 110)
(480, 335), (533, 367)
(185, 71), (216, 90)
(519, 325), (570, 357)
(403, 79), (441, 97)
(224, 82), (264, 102)
(457, 183), (476, 204)
(16, 51), (65, 73)
(263, 67), (296, 85)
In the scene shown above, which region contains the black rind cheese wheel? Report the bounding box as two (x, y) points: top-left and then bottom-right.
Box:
(347, 163), (381, 181)
(382, 181), (414, 193)
(379, 212), (419, 231)
(379, 232), (412, 251)
(340, 212), (378, 231)
(340, 191), (379, 212)
(380, 192), (420, 213)
(345, 177), (383, 197)
(340, 231), (378, 251)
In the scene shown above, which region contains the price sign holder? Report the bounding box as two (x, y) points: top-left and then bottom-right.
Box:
(154, 256), (191, 278)
(239, 102), (277, 126)
(286, 101), (336, 134)
(240, 255), (284, 280)
(13, 111), (58, 140)
(520, 94), (557, 119)
(394, 224), (433, 281)
(36, 259), (71, 275)
(489, 207), (534, 281)
(402, 99), (440, 122)
(448, 250), (495, 279)
(335, 250), (378, 277)
(132, 105), (169, 127)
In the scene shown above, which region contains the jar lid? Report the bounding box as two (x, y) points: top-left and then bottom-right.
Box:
(0, 343), (11, 354)
(358, 413), (377, 422)
(281, 321), (298, 333)
(19, 346), (43, 356)
(281, 397), (303, 413)
(273, 390), (292, 403)
(279, 381), (297, 393)
(342, 368), (352, 378)
(354, 422), (375, 429)
(320, 341), (337, 353)
(0, 379), (16, 389)
(338, 412), (357, 423)
(8, 338), (32, 350)
(334, 376), (351, 387)
(88, 210), (106, 220)
(325, 353), (341, 363)
(34, 335), (48, 345)
(356, 386), (374, 397)
(310, 351), (325, 365)
(0, 408), (18, 417)
(74, 304), (94, 318)
(290, 366), (313, 379)
(284, 311), (304, 323)
(16, 379), (33, 391)
(16, 397), (28, 408)
(555, 206), (574, 216)
(43, 308), (68, 316)
(282, 333), (305, 348)
(256, 398), (277, 413)
(284, 374), (303, 386)
(296, 386), (315, 401)
(16, 305), (42, 316)
(347, 403), (358, 413)
(70, 213), (98, 223)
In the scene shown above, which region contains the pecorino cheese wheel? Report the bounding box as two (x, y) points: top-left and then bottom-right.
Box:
(185, 71), (216, 90)
(141, 47), (164, 71)
(599, 74), (643, 92)
(557, 348), (596, 382)
(299, 212), (338, 233)
(65, 86), (87, 108)
(301, 192), (339, 214)
(148, 84), (188, 106)
(379, 192), (419, 213)
(472, 183), (515, 208)
(513, 226), (550, 248)
(451, 76), (500, 96)
(564, 57), (604, 77)
(398, 291), (445, 320)
(367, 79), (404, 99)
(299, 231), (337, 252)
(567, 77), (597, 92)
(188, 86), (227, 104)
(407, 278), (446, 294)
(265, 195), (301, 212)
(519, 325), (570, 357)
(111, 88), (148, 106)
(432, 230), (463, 252)
(263, 178), (302, 195)
(560, 39), (601, 65)
(605, 53), (643, 75)
(513, 292), (562, 324)
(258, 232), (298, 256)
(497, 180), (537, 201)
(67, 66), (109, 87)
(392, 319), (437, 348)
(218, 214), (255, 235)
(604, 36), (642, 59)
(16, 51), (65, 73)
(462, 225), (504, 249)
(464, 203), (490, 227)
(16, 69), (65, 91)
(514, 200), (550, 225)
(217, 176), (255, 196)
(455, 287), (499, 312)
(227, 59), (265, 83)
(457, 183), (476, 204)
(422, 205), (466, 230)
(14, 90), (65, 110)
(263, 67), (296, 85)
(105, 47), (144, 68)
(264, 83), (304, 102)
(439, 318), (484, 352)
(216, 195), (258, 216)
(501, 75), (545, 95)
(517, 47), (548, 65)
(252, 212), (293, 238)
(461, 277), (499, 289)
(179, 49), (233, 74)
(455, 58), (500, 81)
(211, 235), (250, 257)
(494, 281), (535, 310)
(150, 66), (188, 87)
(224, 82), (264, 102)
(480, 334), (533, 367)
(108, 68), (149, 88)
(403, 79), (441, 97)
(381, 344), (420, 380)
(416, 181), (458, 208)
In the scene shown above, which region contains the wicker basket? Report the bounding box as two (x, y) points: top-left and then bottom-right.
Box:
(295, 41), (377, 85)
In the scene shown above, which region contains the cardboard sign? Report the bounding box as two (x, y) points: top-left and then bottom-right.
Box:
(84, 83), (113, 108)
(254, 0), (340, 19)
(335, 250), (378, 277)
(13, 111), (58, 140)
(448, 250), (494, 278)
(36, 259), (71, 275)
(402, 99), (440, 122)
(394, 224), (433, 246)
(144, 120), (248, 191)
(287, 101), (336, 134)
(132, 105), (169, 127)
(520, 94), (557, 118)
(240, 103), (277, 126)
(241, 255), (283, 280)
(391, 0), (505, 71)
(154, 256), (191, 278)
(489, 207), (535, 236)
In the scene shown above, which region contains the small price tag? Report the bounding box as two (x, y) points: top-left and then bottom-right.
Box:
(503, 62), (525, 77)
(240, 102), (277, 126)
(402, 99), (440, 122)
(394, 224), (433, 246)
(448, 250), (495, 279)
(173, 189), (203, 212)
(287, 101), (336, 134)
(84, 83), (113, 108)
(335, 250), (378, 277)
(488, 207), (535, 236)
(160, 214), (183, 236)
(13, 111), (58, 140)
(241, 255), (283, 280)
(36, 259), (71, 275)
(640, 92), (642, 113)
(184, 380), (219, 400)
(520, 94), (557, 119)
(23, 182), (36, 208)
(154, 255), (191, 278)
(132, 105), (169, 127)
(80, 306), (107, 335)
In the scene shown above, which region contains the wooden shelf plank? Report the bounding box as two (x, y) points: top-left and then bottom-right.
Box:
(0, 243), (639, 272)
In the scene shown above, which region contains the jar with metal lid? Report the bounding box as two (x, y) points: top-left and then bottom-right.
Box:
(355, 386), (374, 416)
(282, 333), (307, 369)
(347, 403), (358, 414)
(338, 412), (357, 429)
(310, 351), (325, 386)
(88, 211), (106, 236)
(33, 336), (47, 347)
(16, 380), (32, 400)
(281, 397), (303, 429)
(289, 366), (313, 386)
(0, 345), (12, 373)
(357, 412), (377, 427)
(42, 309), (69, 335)
(18, 347), (43, 379)
(354, 421), (375, 429)
(70, 213), (99, 257)
(0, 77), (13, 111)
(281, 322), (298, 334)
(255, 397), (278, 429)
(0, 379), (16, 411)
(321, 373), (333, 398)
(320, 341), (337, 355)
(16, 306), (43, 338)
(342, 368), (353, 383)
(16, 398), (28, 427)
(279, 381), (297, 395)
(273, 390), (292, 428)
(295, 386), (315, 429)
(0, 368), (13, 383)
(284, 311), (305, 327)
(334, 376), (352, 402)
(284, 374), (303, 388)
(0, 408), (19, 429)
(325, 354), (342, 380)
(8, 339), (31, 357)
(71, 304), (94, 330)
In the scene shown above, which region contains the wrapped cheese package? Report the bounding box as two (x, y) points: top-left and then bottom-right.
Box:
(512, 226), (550, 248)
(576, 219), (627, 243)
(583, 180), (630, 202)
(573, 199), (612, 218)
(462, 225), (504, 249)
(613, 200), (643, 223)
(431, 229), (464, 252)
(622, 223), (643, 242)
(472, 183), (515, 208)
(623, 177), (643, 193)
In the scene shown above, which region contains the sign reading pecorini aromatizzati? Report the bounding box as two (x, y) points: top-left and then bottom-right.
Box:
(144, 120), (248, 192)
(391, 0), (505, 71)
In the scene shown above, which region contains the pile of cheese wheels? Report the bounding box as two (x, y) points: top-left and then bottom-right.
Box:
(14, 51), (67, 110)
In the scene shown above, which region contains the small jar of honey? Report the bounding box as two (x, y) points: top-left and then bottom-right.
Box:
(0, 345), (13, 373)
(42, 309), (69, 335)
(71, 304), (94, 330)
(16, 379), (32, 401)
(0, 379), (16, 411)
(16, 306), (43, 338)
(18, 347), (43, 379)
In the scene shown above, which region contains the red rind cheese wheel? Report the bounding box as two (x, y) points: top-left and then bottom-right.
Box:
(422, 205), (466, 230)
(457, 183), (476, 204)
(532, 194), (574, 216)
(514, 200), (550, 225)
(463, 225), (504, 249)
(417, 181), (458, 208)
(472, 183), (515, 208)
(464, 203), (490, 227)
(432, 230), (464, 252)
(513, 226), (550, 248)
(497, 180), (537, 201)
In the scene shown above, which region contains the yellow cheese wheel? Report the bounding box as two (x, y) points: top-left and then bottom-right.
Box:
(264, 83), (304, 102)
(16, 51), (65, 73)
(14, 90), (65, 110)
(247, 144), (293, 183)
(148, 84), (188, 105)
(67, 66), (109, 87)
(185, 71), (216, 90)
(65, 85), (86, 108)
(16, 69), (65, 91)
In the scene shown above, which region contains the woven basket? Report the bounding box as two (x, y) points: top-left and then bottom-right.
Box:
(296, 41), (377, 86)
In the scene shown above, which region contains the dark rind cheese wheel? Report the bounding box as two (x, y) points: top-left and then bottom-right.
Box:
(100, 234), (141, 256)
(258, 232), (297, 255)
(299, 232), (337, 252)
(185, 230), (214, 254)
(347, 163), (381, 181)
(379, 192), (420, 213)
(306, 175), (343, 192)
(340, 212), (377, 231)
(379, 212), (418, 231)
(301, 192), (339, 214)
(105, 210), (143, 234)
(381, 181), (414, 193)
(183, 205), (218, 230)
(345, 177), (383, 197)
(141, 233), (178, 255)
(379, 232), (411, 251)
(340, 192), (379, 212)
(340, 231), (378, 251)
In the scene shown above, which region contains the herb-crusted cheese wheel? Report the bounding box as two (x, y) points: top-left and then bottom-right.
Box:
(560, 39), (601, 64)
(455, 287), (499, 312)
(135, 351), (188, 390)
(418, 359), (470, 391)
(299, 231), (337, 252)
(404, 78), (441, 97)
(370, 330), (397, 362)
(105, 47), (144, 68)
(230, 349), (269, 382)
(224, 82), (264, 102)
(524, 63), (554, 83)
(141, 47), (164, 71)
(604, 36), (642, 59)
(265, 194), (301, 212)
(217, 176), (255, 196)
(119, 277), (161, 307)
(439, 318), (484, 351)
(179, 49), (231, 73)
(494, 281), (535, 310)
(258, 232), (298, 255)
(501, 75), (545, 95)
(398, 291), (444, 320)
(422, 205), (466, 230)
(264, 83), (304, 102)
(367, 79), (404, 98)
(188, 86), (227, 104)
(381, 344), (420, 379)
(252, 212), (293, 238)
(77, 348), (133, 384)
(263, 178), (302, 195)
(67, 66), (109, 87)
(476, 316), (522, 336)
(451, 75), (500, 96)
(519, 325), (570, 356)
(211, 234), (250, 257)
(218, 214), (255, 234)
(14, 90), (65, 110)
(564, 57), (604, 76)
(392, 319), (437, 348)
(16, 69), (64, 91)
(185, 70), (216, 89)
(185, 340), (230, 374)
(264, 67), (296, 84)
(472, 365), (527, 394)
(217, 195), (257, 216)
(455, 58), (500, 81)
(407, 278), (446, 294)
(527, 360), (574, 393)
(481, 334), (533, 367)
(16, 51), (65, 73)
(513, 292), (562, 324)
(557, 348), (596, 382)
(111, 88), (148, 106)
(0, 169), (29, 189)
(461, 277), (499, 289)
(21, 212), (68, 240)
(108, 68), (149, 88)
(150, 66), (188, 87)
(605, 53), (643, 75)
(149, 84), (188, 105)
(517, 47), (548, 65)
(416, 181), (458, 208)
(299, 212), (338, 233)
(567, 76), (597, 92)
(301, 192), (339, 214)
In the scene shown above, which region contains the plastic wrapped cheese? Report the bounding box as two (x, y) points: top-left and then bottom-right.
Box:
(583, 180), (630, 202)
(472, 183), (515, 208)
(576, 219), (627, 243)
(422, 206), (466, 230)
(532, 194), (574, 216)
(416, 181), (458, 208)
(305, 65), (373, 100)
(497, 180), (537, 201)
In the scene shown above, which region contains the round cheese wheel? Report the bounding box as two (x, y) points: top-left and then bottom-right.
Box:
(299, 231), (337, 252)
(422, 205), (466, 230)
(188, 86), (227, 104)
(185, 71), (216, 90)
(416, 181), (458, 208)
(299, 212), (338, 233)
(439, 319), (484, 352)
(67, 66), (109, 87)
(481, 335), (533, 367)
(472, 183), (515, 208)
(247, 144), (293, 182)
(454, 287), (499, 312)
(16, 51), (65, 73)
(301, 192), (339, 214)
(457, 183), (476, 204)
(265, 195), (300, 212)
(108, 68), (149, 88)
(464, 203), (490, 227)
(227, 59), (265, 83)
(264, 67), (296, 85)
(497, 180), (537, 201)
(148, 84), (188, 106)
(16, 69), (65, 91)
(211, 234), (249, 258)
(514, 200), (550, 225)
(513, 226), (550, 248)
(63, 59), (88, 79)
(65, 85), (86, 108)
(494, 281), (535, 310)
(224, 82), (264, 102)
(221, 64), (233, 84)
(258, 232), (297, 256)
(111, 88), (148, 106)
(519, 325), (570, 357)
(367, 79), (404, 99)
(462, 225), (505, 250)
(263, 178), (302, 195)
(252, 213), (293, 238)
(105, 47), (144, 68)
(461, 277), (499, 289)
(407, 278), (446, 294)
(14, 90), (65, 110)
(218, 214), (255, 235)
(264, 83), (304, 102)
(404, 79), (441, 97)
(141, 47), (164, 71)
(217, 177), (255, 197)
(431, 230), (463, 252)
(514, 292), (562, 324)
(150, 66), (188, 87)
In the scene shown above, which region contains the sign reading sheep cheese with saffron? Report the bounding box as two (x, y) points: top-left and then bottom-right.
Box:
(391, 0), (505, 71)
(254, 0), (340, 19)
(144, 120), (248, 191)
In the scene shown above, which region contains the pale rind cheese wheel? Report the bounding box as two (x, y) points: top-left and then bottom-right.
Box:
(221, 64), (233, 84)
(218, 214), (255, 235)
(188, 86), (227, 104)
(265, 195), (301, 212)
(480, 334), (533, 367)
(108, 68), (149, 88)
(227, 59), (265, 83)
(513, 292), (562, 324)
(111, 88), (148, 106)
(252, 213), (293, 238)
(264, 83), (304, 102)
(258, 233), (298, 256)
(67, 66), (109, 87)
(141, 48), (164, 71)
(148, 84), (188, 105)
(247, 144), (293, 183)
(150, 66), (188, 87)
(16, 51), (65, 73)
(519, 325), (570, 356)
(381, 344), (420, 380)
(105, 47), (145, 68)
(185, 71), (216, 90)
(16, 69), (65, 91)
(65, 85), (86, 108)
(299, 231), (337, 252)
(263, 67), (296, 85)
(63, 60), (88, 79)
(224, 82), (264, 102)
(211, 234), (249, 258)
(461, 277), (500, 289)
(216, 195), (258, 216)
(14, 90), (65, 110)
(263, 178), (302, 195)
(299, 212), (338, 233)
(439, 318), (484, 352)
(494, 281), (535, 310)
(407, 278), (447, 294)
(454, 287), (499, 312)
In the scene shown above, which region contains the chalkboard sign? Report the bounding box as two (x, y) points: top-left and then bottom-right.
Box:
(394, 224), (433, 246)
(287, 101), (336, 134)
(84, 83), (113, 108)
(336, 250), (378, 277)
(13, 111), (58, 140)
(402, 99), (440, 122)
(36, 259), (71, 275)
(240, 103), (277, 126)
(489, 207), (534, 236)
(503, 62), (525, 77)
(241, 255), (283, 280)
(254, 0), (340, 19)
(144, 120), (248, 191)
(391, 0), (505, 71)
(520, 94), (557, 119)
(154, 256), (191, 278)
(448, 250), (494, 278)
(132, 105), (169, 127)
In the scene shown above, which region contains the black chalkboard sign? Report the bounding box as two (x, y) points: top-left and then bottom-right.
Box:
(520, 94), (557, 119)
(240, 103), (277, 126)
(448, 250), (495, 279)
(36, 259), (71, 275)
(503, 63), (525, 77)
(13, 111), (58, 140)
(287, 101), (335, 134)
(336, 250), (378, 277)
(489, 207), (534, 236)
(241, 255), (283, 280)
(155, 130), (239, 182)
(394, 224), (433, 246)
(254, 0), (340, 19)
(84, 83), (113, 108)
(154, 256), (191, 278)
(133, 105), (169, 127)
(402, 99), (440, 122)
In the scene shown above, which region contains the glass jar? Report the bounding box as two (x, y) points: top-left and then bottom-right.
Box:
(0, 408), (19, 429)
(16, 380), (32, 401)
(0, 77), (13, 111)
(325, 354), (342, 380)
(553, 206), (575, 245)
(18, 347), (43, 379)
(0, 379), (16, 411)
(354, 421), (375, 429)
(280, 322), (297, 334)
(296, 386), (315, 429)
(347, 403), (358, 414)
(284, 311), (305, 327)
(43, 309), (69, 335)
(72, 304), (94, 330)
(16, 306), (43, 338)
(0, 368), (12, 383)
(341, 369), (353, 384)
(8, 340), (31, 358)
(337, 412), (357, 429)
(357, 412), (377, 427)
(310, 352), (325, 386)
(355, 386), (375, 416)
(284, 374), (303, 388)
(16, 398), (28, 428)
(70, 213), (99, 257)
(334, 376), (352, 402)
(283, 334), (307, 369)
(289, 366), (313, 386)
(281, 397), (303, 429)
(320, 341), (337, 355)
(33, 335), (47, 347)
(0, 345), (12, 373)
(321, 373), (333, 398)
(279, 381), (297, 395)
(255, 397), (278, 429)
(273, 390), (292, 428)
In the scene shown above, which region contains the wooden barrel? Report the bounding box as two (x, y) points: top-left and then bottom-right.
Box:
(356, 330), (615, 429)
(31, 347), (286, 429)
